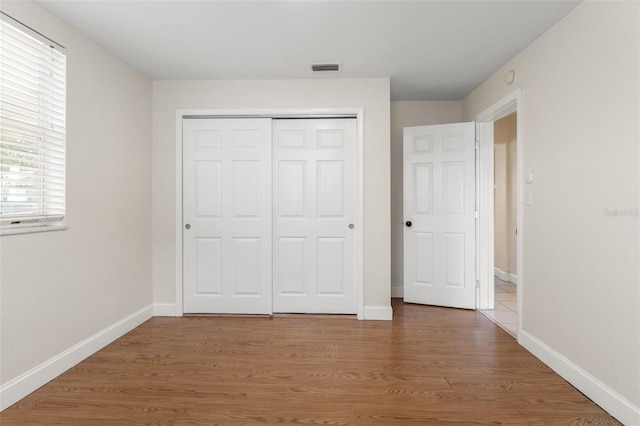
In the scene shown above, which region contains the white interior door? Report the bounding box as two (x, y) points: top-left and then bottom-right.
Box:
(183, 118), (272, 314)
(273, 118), (357, 314)
(403, 123), (476, 309)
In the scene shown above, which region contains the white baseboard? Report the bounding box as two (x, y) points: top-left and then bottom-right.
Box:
(0, 305), (153, 412)
(494, 267), (507, 281)
(153, 303), (177, 316)
(520, 330), (640, 425)
(364, 305), (393, 321)
(155, 302), (392, 320)
(391, 286), (403, 298)
(494, 268), (518, 285)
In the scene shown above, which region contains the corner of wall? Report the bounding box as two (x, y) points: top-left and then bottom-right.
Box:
(0, 306), (153, 412)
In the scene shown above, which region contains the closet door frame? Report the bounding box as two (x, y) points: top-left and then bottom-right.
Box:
(174, 108), (365, 319)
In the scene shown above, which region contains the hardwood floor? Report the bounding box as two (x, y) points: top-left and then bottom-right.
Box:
(1, 299), (619, 425)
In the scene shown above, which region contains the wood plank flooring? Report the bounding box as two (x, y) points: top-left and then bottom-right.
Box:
(1, 299), (620, 425)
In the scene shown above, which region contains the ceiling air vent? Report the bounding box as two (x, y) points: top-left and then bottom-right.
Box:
(311, 63), (340, 72)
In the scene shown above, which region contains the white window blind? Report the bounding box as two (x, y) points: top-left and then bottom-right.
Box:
(0, 12), (66, 232)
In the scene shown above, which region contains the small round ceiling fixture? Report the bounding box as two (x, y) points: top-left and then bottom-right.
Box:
(505, 70), (516, 85)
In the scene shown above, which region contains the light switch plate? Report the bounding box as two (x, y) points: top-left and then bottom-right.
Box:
(525, 168), (534, 184)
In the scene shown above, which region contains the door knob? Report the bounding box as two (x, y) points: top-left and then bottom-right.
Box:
(405, 221), (412, 228)
(349, 223), (355, 229)
(185, 224), (191, 229)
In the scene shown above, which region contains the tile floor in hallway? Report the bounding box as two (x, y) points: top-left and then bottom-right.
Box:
(480, 278), (517, 337)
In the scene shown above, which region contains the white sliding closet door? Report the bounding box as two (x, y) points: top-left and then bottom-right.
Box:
(273, 119), (357, 314)
(183, 118), (272, 314)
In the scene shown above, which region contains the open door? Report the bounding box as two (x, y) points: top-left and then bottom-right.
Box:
(403, 123), (476, 309)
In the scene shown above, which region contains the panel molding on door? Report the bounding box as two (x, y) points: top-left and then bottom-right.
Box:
(183, 118), (272, 314)
(403, 122), (476, 309)
(273, 119), (357, 314)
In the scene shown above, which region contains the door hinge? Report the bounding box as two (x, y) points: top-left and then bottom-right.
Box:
(476, 280), (480, 288)
(475, 141), (480, 150)
(475, 210), (480, 220)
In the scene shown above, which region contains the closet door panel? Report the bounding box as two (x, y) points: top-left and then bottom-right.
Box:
(273, 119), (357, 314)
(183, 118), (272, 314)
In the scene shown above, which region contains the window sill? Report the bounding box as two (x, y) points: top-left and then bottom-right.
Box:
(0, 223), (68, 236)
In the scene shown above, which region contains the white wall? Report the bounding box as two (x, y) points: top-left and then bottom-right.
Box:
(507, 115), (517, 278)
(152, 79), (391, 313)
(494, 138), (508, 272)
(389, 102), (462, 297)
(463, 2), (639, 422)
(0, 0), (153, 408)
(493, 113), (517, 279)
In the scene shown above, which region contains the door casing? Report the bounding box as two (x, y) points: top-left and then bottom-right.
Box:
(174, 108), (365, 319)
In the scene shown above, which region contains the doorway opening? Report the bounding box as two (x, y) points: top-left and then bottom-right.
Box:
(475, 89), (523, 341)
(480, 112), (518, 337)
